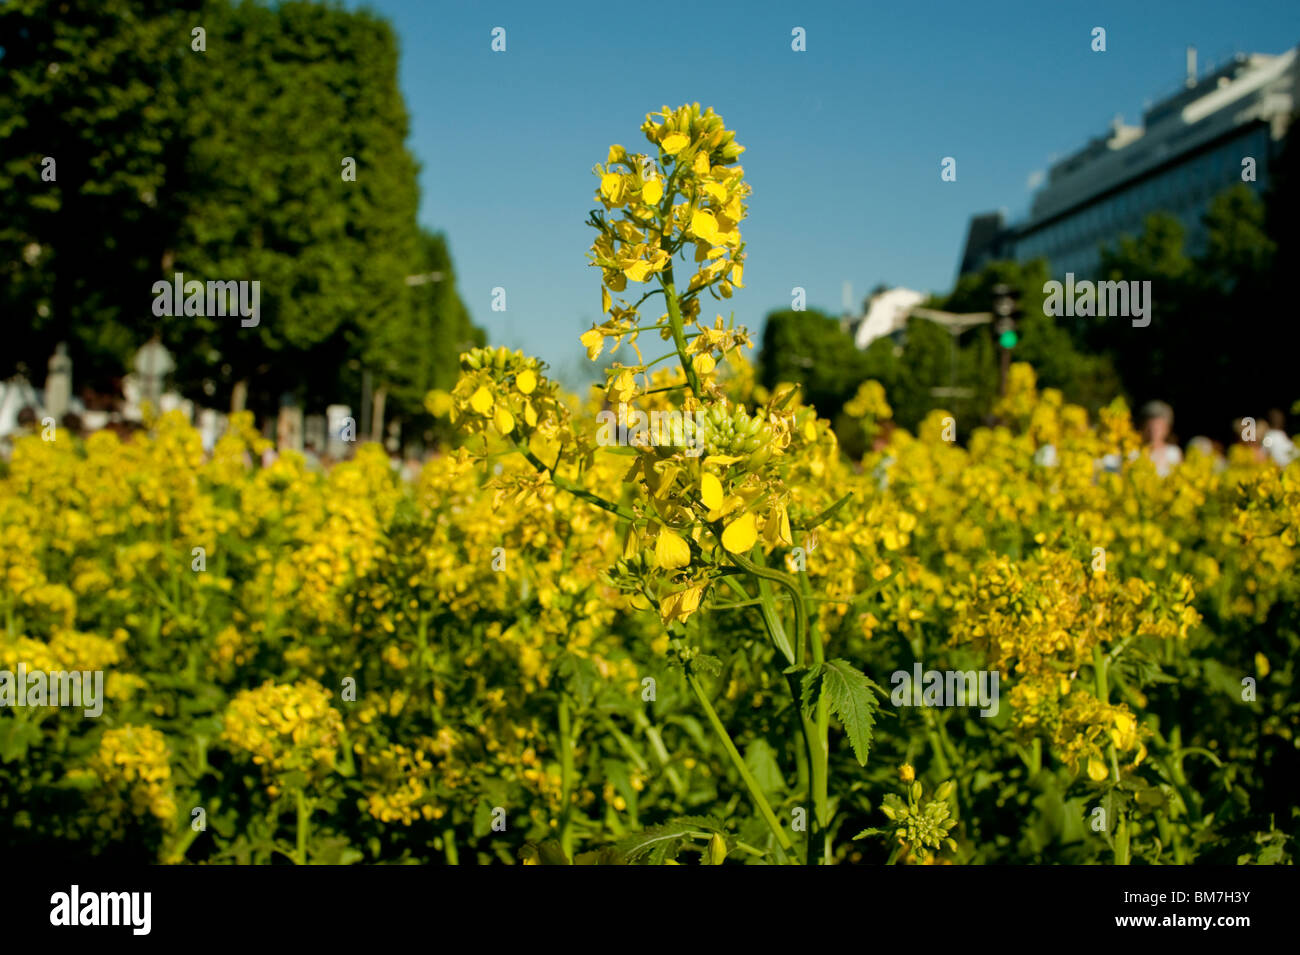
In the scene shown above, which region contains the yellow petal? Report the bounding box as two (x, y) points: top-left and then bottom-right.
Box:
(494, 407), (515, 435)
(601, 286), (611, 315)
(659, 584), (704, 624)
(700, 473), (724, 511)
(721, 512), (757, 554)
(516, 369), (537, 395)
(425, 389), (453, 417)
(691, 210), (720, 244)
(523, 401), (537, 427)
(655, 528), (691, 570)
(601, 173), (624, 202)
(580, 328), (604, 360)
(641, 179), (663, 205)
(624, 259), (652, 283)
(1087, 757), (1109, 782)
(1255, 652), (1270, 678)
(693, 152), (710, 176)
(661, 133), (689, 155)
(469, 386), (494, 415)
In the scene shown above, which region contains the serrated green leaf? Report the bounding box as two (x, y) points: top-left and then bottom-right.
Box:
(801, 658), (881, 766)
(694, 653), (723, 677)
(613, 815), (726, 864)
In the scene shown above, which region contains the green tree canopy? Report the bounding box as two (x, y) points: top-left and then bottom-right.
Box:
(0, 0), (201, 387)
(0, 0), (481, 431)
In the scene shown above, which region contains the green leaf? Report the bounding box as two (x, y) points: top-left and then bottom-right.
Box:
(0, 719), (43, 763)
(744, 738), (786, 797)
(520, 839), (573, 865)
(801, 659), (881, 766)
(573, 847), (624, 865)
(614, 815), (727, 865)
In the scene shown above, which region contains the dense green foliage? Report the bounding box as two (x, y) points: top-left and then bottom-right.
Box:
(0, 0), (478, 427)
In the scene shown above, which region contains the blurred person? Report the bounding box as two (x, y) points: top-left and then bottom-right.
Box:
(1262, 408), (1297, 467)
(1186, 435), (1227, 473)
(1230, 416), (1266, 463)
(1139, 400), (1182, 477)
(301, 439), (324, 473)
(60, 412), (84, 439)
(401, 456), (422, 483)
(870, 420), (896, 489)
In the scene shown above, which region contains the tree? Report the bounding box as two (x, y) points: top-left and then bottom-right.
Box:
(939, 258), (1119, 419)
(1, 0), (481, 432)
(1095, 189), (1284, 441)
(0, 0), (201, 386)
(370, 230), (484, 443)
(168, 0), (425, 420)
(758, 309), (869, 422)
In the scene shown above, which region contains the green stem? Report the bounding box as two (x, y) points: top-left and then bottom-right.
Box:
(631, 709), (686, 798)
(687, 672), (793, 862)
(661, 271), (701, 397)
(729, 549), (804, 665)
(558, 694), (575, 858)
(519, 447), (634, 520)
(798, 570), (831, 864)
(1092, 645), (1129, 864)
(295, 789), (310, 865)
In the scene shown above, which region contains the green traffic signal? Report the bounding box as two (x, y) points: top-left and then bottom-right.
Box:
(998, 329), (1019, 349)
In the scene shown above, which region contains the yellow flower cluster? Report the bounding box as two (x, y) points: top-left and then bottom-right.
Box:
(78, 725), (177, 829)
(363, 738), (445, 825)
(222, 679), (343, 794)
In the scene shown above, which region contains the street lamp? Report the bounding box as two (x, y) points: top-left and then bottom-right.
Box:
(404, 271), (445, 286)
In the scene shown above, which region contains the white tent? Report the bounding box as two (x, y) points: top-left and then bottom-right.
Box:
(853, 288), (926, 349)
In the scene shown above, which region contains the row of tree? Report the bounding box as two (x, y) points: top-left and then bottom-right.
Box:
(0, 0), (481, 430)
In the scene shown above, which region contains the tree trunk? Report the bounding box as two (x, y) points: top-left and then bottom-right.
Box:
(371, 387), (387, 444)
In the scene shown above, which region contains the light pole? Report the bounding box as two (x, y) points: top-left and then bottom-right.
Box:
(908, 307), (992, 401)
(991, 284), (1020, 397)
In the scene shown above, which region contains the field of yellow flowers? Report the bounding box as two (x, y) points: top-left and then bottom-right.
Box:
(2, 104), (1297, 864)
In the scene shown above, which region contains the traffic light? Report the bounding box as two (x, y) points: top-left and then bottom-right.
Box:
(991, 284), (1020, 350)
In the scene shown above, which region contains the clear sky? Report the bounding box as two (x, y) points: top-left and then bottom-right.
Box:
(342, 0), (1299, 384)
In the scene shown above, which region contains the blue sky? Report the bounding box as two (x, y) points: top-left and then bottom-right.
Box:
(343, 0), (1299, 384)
